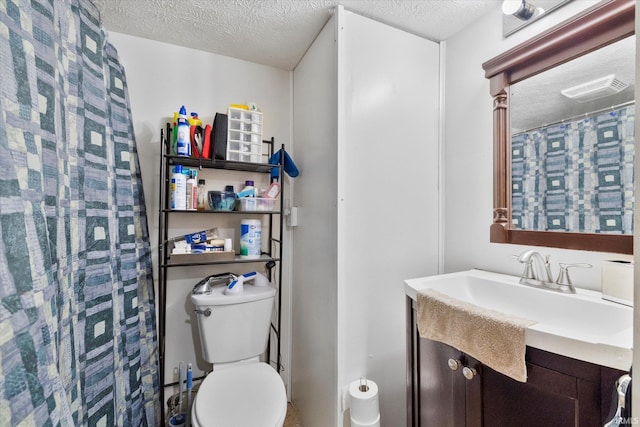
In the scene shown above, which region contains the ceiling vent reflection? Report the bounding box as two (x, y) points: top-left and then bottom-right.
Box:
(560, 74), (629, 103)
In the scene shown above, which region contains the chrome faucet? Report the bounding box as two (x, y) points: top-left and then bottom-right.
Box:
(515, 250), (592, 293)
(517, 250), (553, 285)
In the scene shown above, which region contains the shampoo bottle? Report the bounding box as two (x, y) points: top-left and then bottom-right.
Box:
(170, 165), (187, 210)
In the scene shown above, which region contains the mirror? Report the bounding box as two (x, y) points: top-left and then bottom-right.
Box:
(510, 36), (635, 234)
(482, 0), (635, 254)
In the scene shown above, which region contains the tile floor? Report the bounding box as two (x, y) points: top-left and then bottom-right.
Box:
(284, 402), (303, 426)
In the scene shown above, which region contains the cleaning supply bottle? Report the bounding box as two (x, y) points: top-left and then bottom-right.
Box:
(240, 219), (261, 259)
(170, 165), (187, 210)
(176, 106), (191, 157)
(186, 170), (198, 210)
(171, 111), (179, 154)
(190, 112), (203, 156)
(237, 180), (255, 198)
(189, 112), (202, 127)
(197, 179), (207, 211)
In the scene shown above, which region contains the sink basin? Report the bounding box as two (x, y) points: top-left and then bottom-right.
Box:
(405, 269), (632, 371)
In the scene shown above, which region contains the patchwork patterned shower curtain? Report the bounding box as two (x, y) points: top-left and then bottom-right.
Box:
(512, 105), (635, 234)
(0, 0), (160, 426)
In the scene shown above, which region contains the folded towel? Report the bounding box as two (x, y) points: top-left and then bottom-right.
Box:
(417, 288), (536, 382)
(268, 149), (299, 178)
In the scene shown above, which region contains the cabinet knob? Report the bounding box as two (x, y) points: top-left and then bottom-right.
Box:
(462, 366), (477, 380)
(447, 358), (461, 371)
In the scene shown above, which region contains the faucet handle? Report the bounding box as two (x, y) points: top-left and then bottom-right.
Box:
(514, 251), (530, 262)
(512, 254), (536, 279)
(555, 262), (592, 289)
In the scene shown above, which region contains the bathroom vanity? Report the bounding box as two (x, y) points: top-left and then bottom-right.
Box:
(405, 270), (632, 427)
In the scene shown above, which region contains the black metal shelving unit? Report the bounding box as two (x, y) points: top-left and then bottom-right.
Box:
(157, 124), (284, 425)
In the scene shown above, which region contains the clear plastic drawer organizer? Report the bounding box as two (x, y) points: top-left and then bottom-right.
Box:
(227, 107), (263, 163)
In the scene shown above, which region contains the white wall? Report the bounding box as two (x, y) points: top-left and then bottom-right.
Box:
(290, 14), (339, 427)
(291, 8), (440, 427)
(105, 32), (293, 402)
(337, 10), (440, 427)
(442, 1), (633, 290)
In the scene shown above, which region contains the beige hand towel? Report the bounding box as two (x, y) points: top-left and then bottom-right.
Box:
(417, 288), (536, 382)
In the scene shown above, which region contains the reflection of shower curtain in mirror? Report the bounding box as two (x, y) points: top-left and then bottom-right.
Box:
(512, 105), (635, 234)
(0, 0), (159, 426)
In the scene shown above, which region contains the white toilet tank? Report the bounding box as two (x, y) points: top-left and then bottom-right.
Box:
(191, 280), (276, 364)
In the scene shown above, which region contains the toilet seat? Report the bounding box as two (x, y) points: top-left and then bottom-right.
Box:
(192, 362), (287, 427)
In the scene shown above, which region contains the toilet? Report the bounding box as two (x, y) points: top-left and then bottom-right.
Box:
(190, 273), (287, 427)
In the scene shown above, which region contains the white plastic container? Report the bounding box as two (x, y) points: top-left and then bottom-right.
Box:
(236, 197), (277, 212)
(602, 260), (634, 306)
(170, 165), (187, 210)
(227, 107), (263, 163)
(240, 219), (261, 259)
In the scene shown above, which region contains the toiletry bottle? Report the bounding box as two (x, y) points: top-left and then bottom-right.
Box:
(264, 182), (281, 199)
(237, 180), (255, 198)
(176, 106), (191, 157)
(197, 179), (207, 211)
(186, 170), (197, 210)
(170, 165), (187, 210)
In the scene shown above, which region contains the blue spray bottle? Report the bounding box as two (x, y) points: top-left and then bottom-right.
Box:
(176, 106), (191, 157)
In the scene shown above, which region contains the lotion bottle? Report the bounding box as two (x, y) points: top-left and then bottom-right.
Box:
(186, 170), (197, 210)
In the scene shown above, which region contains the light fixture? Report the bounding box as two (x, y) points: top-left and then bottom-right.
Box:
(502, 0), (537, 21)
(560, 74), (628, 103)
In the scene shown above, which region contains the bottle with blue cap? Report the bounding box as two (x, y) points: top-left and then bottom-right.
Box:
(176, 105), (191, 157)
(170, 165), (187, 210)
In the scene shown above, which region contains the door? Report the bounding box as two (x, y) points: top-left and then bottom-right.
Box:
(417, 337), (468, 427)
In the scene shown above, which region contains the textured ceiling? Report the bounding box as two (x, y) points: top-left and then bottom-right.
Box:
(511, 35), (635, 132)
(92, 0), (501, 70)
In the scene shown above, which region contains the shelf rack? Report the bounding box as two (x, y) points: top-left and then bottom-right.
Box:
(157, 124), (284, 425)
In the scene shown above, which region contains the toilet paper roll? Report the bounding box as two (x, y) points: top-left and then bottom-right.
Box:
(349, 378), (380, 425)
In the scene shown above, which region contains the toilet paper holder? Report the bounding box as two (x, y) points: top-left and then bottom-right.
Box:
(349, 376), (380, 427)
(359, 377), (369, 393)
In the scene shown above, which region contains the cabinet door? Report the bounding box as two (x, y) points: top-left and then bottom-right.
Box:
(418, 337), (470, 427)
(480, 353), (605, 427)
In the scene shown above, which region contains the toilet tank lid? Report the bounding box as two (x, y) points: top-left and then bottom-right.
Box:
(191, 283), (276, 306)
(193, 362), (287, 426)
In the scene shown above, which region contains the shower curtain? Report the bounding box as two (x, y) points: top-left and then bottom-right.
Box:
(512, 105), (635, 234)
(0, 0), (159, 426)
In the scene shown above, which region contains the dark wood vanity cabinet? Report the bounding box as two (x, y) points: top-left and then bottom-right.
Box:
(407, 300), (627, 427)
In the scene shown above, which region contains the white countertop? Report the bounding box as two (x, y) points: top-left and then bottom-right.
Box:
(405, 269), (633, 371)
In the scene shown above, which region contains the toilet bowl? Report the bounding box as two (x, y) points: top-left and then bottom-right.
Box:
(191, 362), (287, 427)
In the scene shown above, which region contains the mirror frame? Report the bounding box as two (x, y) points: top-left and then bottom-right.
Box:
(482, 0), (635, 254)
